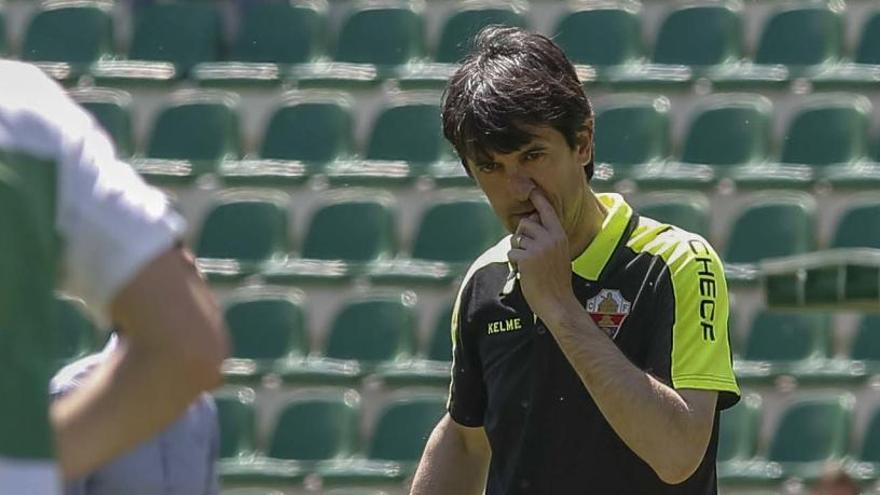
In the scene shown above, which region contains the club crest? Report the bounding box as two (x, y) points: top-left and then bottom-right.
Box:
(585, 289), (631, 339)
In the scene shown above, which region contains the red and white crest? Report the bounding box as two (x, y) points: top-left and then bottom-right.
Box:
(585, 289), (631, 339)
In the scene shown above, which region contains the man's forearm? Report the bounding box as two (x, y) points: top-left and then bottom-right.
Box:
(544, 302), (714, 484)
(411, 415), (489, 495)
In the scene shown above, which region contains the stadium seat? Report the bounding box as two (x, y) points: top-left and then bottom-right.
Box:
(91, 3), (223, 84)
(0, 8), (6, 55)
(653, 5), (742, 74)
(678, 94), (773, 186)
(327, 97), (445, 184)
(593, 95), (670, 181)
(711, 6), (843, 89)
(369, 197), (504, 284)
(376, 301), (455, 386)
(294, 4), (423, 88)
(850, 315), (880, 372)
(553, 6), (641, 74)
(71, 88), (133, 158)
(767, 396), (851, 480)
(782, 94), (871, 185)
(724, 195), (815, 271)
(221, 95), (353, 185)
(734, 311), (832, 384)
(279, 294), (416, 385)
(222, 292), (308, 382)
(139, 91), (241, 183)
(195, 196), (289, 282)
(21, 1), (114, 81)
(850, 403), (880, 480)
(811, 10), (880, 89)
(320, 395), (446, 485)
(637, 193), (710, 239)
(264, 195), (395, 283)
(399, 3), (527, 89)
(53, 295), (99, 367)
(214, 387), (257, 460)
(194, 2), (325, 87)
(221, 393), (361, 485)
(832, 202), (880, 249)
(717, 394), (761, 481)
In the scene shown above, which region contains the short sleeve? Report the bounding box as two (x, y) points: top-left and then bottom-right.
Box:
(447, 279), (487, 427)
(664, 236), (740, 409)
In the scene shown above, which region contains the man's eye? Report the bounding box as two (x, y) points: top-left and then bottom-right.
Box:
(478, 162), (499, 173)
(524, 152), (543, 162)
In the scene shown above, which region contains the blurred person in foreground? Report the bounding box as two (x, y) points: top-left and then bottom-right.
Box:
(812, 466), (860, 495)
(0, 59), (228, 493)
(51, 331), (220, 495)
(411, 27), (740, 494)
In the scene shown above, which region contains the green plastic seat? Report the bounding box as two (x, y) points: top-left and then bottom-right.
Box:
(724, 196), (815, 265)
(856, 11), (880, 65)
(553, 7), (642, 70)
(0, 8), (6, 55)
(735, 311), (831, 384)
(849, 315), (880, 365)
(681, 95), (772, 168)
(782, 96), (870, 167)
(22, 1), (114, 81)
(140, 93), (240, 183)
(327, 100), (443, 185)
(717, 394), (761, 470)
(193, 3), (324, 87)
(369, 198), (504, 284)
(53, 296), (99, 366)
(195, 198), (289, 281)
(593, 95), (670, 180)
(278, 295), (416, 385)
(214, 388), (257, 460)
(72, 88), (133, 158)
(294, 5), (423, 89)
(222, 98), (353, 185)
(326, 296), (416, 365)
(428, 303), (454, 362)
(269, 395), (360, 462)
(637, 194), (710, 239)
(264, 197), (395, 284)
(832, 203), (880, 249)
(319, 395), (446, 485)
(304, 200), (395, 262)
(856, 405), (880, 466)
(711, 6), (842, 89)
(398, 4), (526, 90)
(222, 295), (307, 382)
(437, 6), (527, 64)
(768, 396), (851, 479)
(653, 5), (742, 72)
(91, 3), (223, 84)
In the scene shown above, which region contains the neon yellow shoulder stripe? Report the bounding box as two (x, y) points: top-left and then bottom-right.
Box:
(627, 217), (740, 397)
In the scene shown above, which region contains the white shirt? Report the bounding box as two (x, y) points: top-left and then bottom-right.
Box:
(0, 60), (186, 494)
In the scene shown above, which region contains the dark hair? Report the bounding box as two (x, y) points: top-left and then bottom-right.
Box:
(442, 26), (594, 180)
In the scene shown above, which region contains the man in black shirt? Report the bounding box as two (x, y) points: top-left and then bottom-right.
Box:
(410, 27), (739, 495)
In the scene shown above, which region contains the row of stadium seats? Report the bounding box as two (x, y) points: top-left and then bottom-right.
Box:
(191, 193), (879, 282)
(216, 389), (445, 486)
(212, 388), (880, 487)
(7, 1), (880, 89)
(56, 290), (880, 389)
(72, 88), (880, 188)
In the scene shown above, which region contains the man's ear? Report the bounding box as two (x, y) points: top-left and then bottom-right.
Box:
(577, 118), (594, 165)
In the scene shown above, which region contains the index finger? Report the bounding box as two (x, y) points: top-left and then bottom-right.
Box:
(529, 188), (563, 233)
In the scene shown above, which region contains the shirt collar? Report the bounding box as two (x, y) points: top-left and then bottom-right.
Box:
(571, 193), (633, 281)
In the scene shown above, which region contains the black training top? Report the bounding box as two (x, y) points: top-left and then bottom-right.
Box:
(448, 193), (740, 495)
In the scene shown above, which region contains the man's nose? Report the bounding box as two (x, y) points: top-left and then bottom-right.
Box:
(506, 167), (535, 202)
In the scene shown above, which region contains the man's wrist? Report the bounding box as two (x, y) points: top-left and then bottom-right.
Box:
(543, 296), (589, 333)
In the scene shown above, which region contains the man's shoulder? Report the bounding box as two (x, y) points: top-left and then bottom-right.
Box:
(628, 214), (724, 276)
